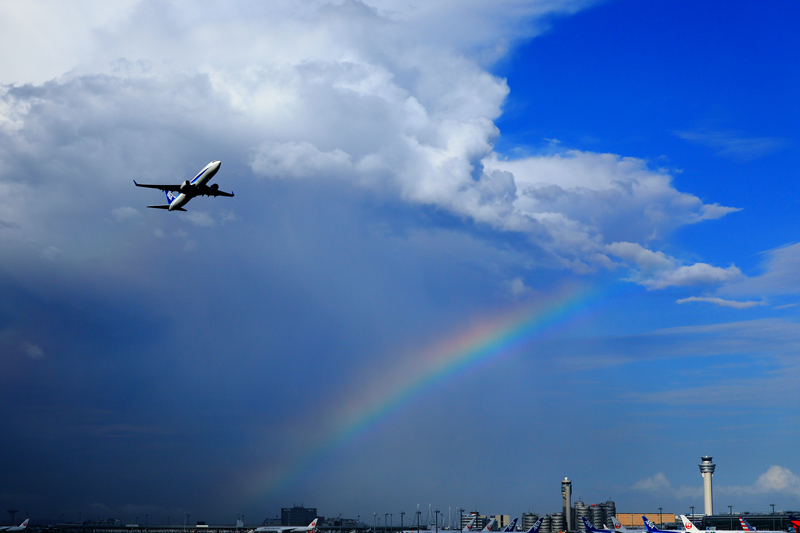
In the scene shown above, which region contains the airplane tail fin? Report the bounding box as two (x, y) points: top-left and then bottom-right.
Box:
(679, 516), (700, 533)
(465, 517), (477, 531)
(502, 519), (518, 532)
(789, 516), (800, 533)
(739, 518), (755, 531)
(642, 517), (662, 533)
(20, 520), (29, 529)
(483, 519), (497, 532)
(611, 517), (628, 532)
(583, 518), (603, 533)
(527, 518), (543, 533)
(309, 519), (318, 533)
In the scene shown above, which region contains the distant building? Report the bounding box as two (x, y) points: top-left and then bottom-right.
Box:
(282, 506), (318, 526)
(614, 514), (675, 527)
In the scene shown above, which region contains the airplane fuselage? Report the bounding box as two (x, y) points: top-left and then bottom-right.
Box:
(169, 160), (221, 211)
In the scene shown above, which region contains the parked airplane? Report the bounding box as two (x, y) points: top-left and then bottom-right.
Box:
(643, 516), (684, 533)
(680, 515), (757, 533)
(583, 517), (614, 533)
(525, 518), (543, 533)
(134, 160), (233, 211)
(252, 519), (317, 533)
(740, 518), (756, 531)
(501, 519), (518, 532)
(611, 517), (635, 532)
(0, 519), (29, 532)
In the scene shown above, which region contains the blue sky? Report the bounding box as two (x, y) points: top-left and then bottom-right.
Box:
(0, 0), (799, 527)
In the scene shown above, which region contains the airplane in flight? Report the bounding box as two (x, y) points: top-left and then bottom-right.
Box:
(0, 519), (29, 532)
(252, 519), (318, 533)
(134, 160), (233, 211)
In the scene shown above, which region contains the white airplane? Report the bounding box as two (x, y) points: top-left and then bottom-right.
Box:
(134, 160), (234, 211)
(583, 517), (614, 533)
(0, 519), (29, 532)
(611, 517), (642, 532)
(501, 519), (518, 533)
(252, 519), (318, 533)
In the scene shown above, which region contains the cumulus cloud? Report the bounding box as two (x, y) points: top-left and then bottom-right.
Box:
(720, 466), (800, 497)
(677, 296), (766, 309)
(0, 0), (739, 290)
(633, 468), (800, 500)
(632, 472), (671, 492)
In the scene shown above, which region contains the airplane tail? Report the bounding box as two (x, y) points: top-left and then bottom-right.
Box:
(611, 518), (628, 532)
(642, 517), (666, 533)
(583, 517), (605, 533)
(502, 519), (518, 532)
(739, 518), (755, 531)
(482, 519), (497, 532)
(679, 516), (700, 533)
(789, 516), (800, 533)
(526, 518), (543, 533)
(464, 518), (477, 531)
(309, 519), (318, 533)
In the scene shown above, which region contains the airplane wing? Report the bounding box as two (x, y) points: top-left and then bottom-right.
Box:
(133, 180), (181, 192)
(196, 184), (234, 197)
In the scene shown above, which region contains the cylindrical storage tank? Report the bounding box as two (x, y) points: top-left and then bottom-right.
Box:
(591, 506), (603, 529)
(522, 515), (540, 532)
(541, 515), (552, 533)
(602, 502), (616, 528)
(574, 502), (590, 533)
(551, 513), (565, 533)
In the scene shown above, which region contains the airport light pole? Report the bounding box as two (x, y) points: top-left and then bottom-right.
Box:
(401, 512), (405, 531)
(417, 510), (421, 533)
(386, 514), (389, 533)
(435, 511), (440, 533)
(658, 509), (662, 528)
(771, 504), (775, 530)
(690, 507), (694, 519)
(728, 507), (733, 530)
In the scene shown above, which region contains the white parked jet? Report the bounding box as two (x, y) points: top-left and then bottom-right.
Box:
(252, 519), (318, 533)
(134, 160), (233, 211)
(0, 519), (29, 532)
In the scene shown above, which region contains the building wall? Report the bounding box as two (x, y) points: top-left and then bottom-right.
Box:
(614, 514), (676, 527)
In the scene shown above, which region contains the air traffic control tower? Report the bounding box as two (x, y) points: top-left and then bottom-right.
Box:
(562, 477), (572, 532)
(699, 456), (716, 515)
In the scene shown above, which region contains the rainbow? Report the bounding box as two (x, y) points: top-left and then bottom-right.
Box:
(247, 281), (599, 497)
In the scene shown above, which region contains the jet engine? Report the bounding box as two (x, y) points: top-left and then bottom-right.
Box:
(179, 180), (192, 193)
(210, 183), (219, 191)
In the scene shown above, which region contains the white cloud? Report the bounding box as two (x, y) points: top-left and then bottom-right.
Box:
(719, 466), (800, 497)
(675, 128), (789, 162)
(0, 0), (739, 289)
(643, 263), (742, 290)
(633, 468), (800, 501)
(676, 296), (766, 309)
(22, 341), (44, 359)
(721, 242), (800, 298)
(632, 472), (671, 491)
(111, 206), (140, 222)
